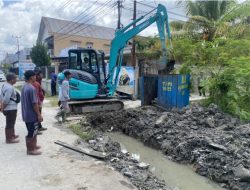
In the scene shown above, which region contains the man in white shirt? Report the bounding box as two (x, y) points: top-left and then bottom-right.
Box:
(55, 71), (71, 122)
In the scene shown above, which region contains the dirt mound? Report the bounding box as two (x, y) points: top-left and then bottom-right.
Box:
(82, 104), (250, 190)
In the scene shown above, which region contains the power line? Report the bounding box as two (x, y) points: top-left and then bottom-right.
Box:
(43, 0), (59, 16)
(137, 1), (155, 9)
(54, 0), (100, 35)
(126, 4), (212, 30)
(136, 1), (188, 19)
(54, 0), (116, 41)
(133, 3), (212, 28)
(56, 1), (116, 41)
(57, 0), (74, 11)
(54, 0), (113, 41)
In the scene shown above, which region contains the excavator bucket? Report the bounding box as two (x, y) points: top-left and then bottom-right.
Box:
(158, 59), (175, 75)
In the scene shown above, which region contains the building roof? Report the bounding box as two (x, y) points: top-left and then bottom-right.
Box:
(41, 17), (115, 40)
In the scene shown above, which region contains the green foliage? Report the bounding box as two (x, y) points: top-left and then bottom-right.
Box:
(46, 95), (59, 107)
(30, 43), (51, 67)
(206, 57), (250, 121)
(135, 36), (163, 60)
(173, 36), (250, 120)
(170, 21), (185, 31)
(181, 0), (235, 21)
(133, 1), (250, 120)
(178, 0), (250, 41)
(70, 123), (94, 141)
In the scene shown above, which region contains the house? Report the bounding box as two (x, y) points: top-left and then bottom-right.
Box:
(37, 17), (116, 58)
(0, 48), (34, 77)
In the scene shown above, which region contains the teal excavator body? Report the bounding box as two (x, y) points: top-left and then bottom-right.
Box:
(62, 4), (173, 113)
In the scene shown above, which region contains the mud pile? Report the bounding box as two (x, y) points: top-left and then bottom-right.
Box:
(81, 104), (250, 190)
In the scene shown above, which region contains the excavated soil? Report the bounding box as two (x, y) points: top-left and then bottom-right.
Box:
(80, 104), (250, 190)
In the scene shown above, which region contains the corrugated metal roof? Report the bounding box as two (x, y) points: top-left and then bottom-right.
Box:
(42, 17), (115, 40)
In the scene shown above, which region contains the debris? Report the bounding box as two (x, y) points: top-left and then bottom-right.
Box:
(233, 164), (250, 182)
(54, 140), (106, 159)
(88, 140), (96, 144)
(82, 103), (249, 189)
(121, 149), (129, 155)
(207, 142), (227, 151)
(124, 171), (133, 178)
(137, 162), (150, 169)
(110, 157), (120, 162)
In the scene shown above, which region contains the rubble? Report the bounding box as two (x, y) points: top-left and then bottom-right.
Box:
(80, 103), (250, 190)
(85, 133), (172, 190)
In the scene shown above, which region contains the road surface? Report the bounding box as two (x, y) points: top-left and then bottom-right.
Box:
(0, 82), (136, 190)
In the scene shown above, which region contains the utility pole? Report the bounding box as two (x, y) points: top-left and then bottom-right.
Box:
(131, 0), (136, 67)
(117, 0), (123, 30)
(131, 0), (138, 100)
(12, 35), (21, 67)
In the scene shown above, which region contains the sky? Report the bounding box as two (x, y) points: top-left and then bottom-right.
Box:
(0, 0), (188, 61)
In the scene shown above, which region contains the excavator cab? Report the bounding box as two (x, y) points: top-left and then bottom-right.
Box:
(67, 49), (107, 100)
(68, 49), (106, 85)
(65, 49), (124, 113)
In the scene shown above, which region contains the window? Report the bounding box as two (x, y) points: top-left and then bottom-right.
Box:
(90, 52), (98, 73)
(80, 52), (90, 70)
(69, 52), (77, 69)
(86, 42), (93, 49)
(70, 40), (81, 47)
(26, 55), (30, 60)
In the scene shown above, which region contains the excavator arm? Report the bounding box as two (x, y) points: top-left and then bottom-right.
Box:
(106, 4), (172, 96)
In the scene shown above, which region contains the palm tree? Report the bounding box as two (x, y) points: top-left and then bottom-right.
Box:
(179, 0), (236, 41)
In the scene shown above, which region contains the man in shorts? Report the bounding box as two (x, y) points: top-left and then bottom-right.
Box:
(21, 70), (43, 155)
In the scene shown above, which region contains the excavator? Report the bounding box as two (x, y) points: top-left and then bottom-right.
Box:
(63, 4), (173, 113)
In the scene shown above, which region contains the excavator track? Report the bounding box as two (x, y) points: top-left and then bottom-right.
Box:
(68, 99), (124, 114)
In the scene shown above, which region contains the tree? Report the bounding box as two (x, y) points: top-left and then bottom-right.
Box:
(179, 0), (235, 41)
(170, 21), (185, 31)
(30, 43), (51, 67)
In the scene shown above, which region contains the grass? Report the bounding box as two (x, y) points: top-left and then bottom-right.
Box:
(45, 95), (58, 107)
(70, 123), (94, 141)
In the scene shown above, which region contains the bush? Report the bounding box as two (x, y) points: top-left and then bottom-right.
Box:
(206, 57), (250, 121)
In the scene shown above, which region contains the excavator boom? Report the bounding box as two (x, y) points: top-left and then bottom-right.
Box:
(65, 4), (172, 114)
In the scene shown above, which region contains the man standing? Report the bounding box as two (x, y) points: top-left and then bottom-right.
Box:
(21, 70), (43, 155)
(55, 71), (71, 123)
(33, 70), (47, 132)
(50, 71), (57, 96)
(57, 67), (64, 108)
(0, 73), (19, 144)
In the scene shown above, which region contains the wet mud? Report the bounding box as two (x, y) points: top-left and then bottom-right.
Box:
(80, 103), (250, 190)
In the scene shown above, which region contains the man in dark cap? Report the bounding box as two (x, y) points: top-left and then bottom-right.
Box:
(0, 73), (20, 143)
(21, 70), (43, 155)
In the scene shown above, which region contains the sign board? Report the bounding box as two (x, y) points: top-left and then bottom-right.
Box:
(113, 66), (135, 95)
(18, 62), (36, 79)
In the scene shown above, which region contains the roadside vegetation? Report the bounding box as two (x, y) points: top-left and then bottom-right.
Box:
(135, 0), (250, 120)
(69, 123), (94, 141)
(45, 95), (58, 107)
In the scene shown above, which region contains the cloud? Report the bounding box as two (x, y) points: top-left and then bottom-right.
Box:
(0, 0), (184, 61)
